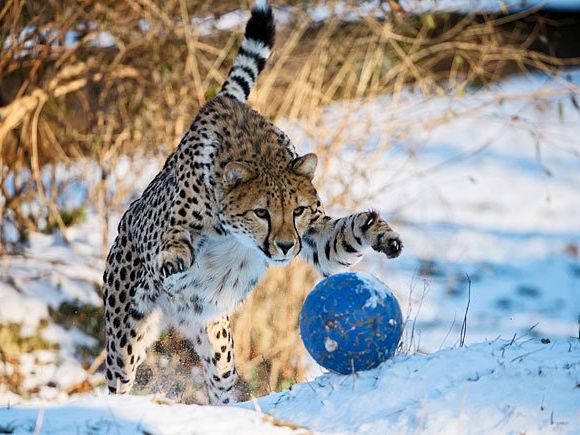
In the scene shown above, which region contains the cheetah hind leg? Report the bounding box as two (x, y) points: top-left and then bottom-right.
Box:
(105, 304), (161, 394)
(179, 316), (238, 405)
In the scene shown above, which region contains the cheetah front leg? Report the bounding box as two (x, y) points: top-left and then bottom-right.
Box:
(302, 211), (402, 277)
(104, 239), (163, 394)
(179, 316), (238, 405)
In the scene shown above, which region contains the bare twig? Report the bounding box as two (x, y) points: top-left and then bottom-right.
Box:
(459, 274), (471, 348)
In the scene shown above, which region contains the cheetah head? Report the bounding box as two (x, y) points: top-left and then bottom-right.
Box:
(220, 153), (322, 264)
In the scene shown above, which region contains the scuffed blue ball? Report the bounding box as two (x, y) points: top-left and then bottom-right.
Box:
(299, 272), (403, 374)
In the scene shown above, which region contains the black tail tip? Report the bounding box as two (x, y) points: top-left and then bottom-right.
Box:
(246, 1), (275, 48)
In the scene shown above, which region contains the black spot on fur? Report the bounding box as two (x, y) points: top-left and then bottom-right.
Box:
(129, 308), (144, 321)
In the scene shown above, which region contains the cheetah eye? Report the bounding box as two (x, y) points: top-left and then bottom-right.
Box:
(254, 208), (269, 219)
(293, 206), (306, 217)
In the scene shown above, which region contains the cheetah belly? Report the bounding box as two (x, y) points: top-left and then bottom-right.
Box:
(159, 235), (267, 324)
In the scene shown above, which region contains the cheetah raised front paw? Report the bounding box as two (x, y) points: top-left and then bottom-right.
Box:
(359, 211), (403, 259)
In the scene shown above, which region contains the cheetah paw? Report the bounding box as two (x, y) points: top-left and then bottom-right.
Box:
(372, 232), (403, 259)
(359, 211), (403, 259)
(158, 250), (192, 278)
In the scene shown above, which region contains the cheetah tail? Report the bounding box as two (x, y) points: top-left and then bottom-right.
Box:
(219, 0), (275, 102)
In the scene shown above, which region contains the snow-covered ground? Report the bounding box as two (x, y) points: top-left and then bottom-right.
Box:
(1, 67), (579, 432)
(253, 338), (579, 434)
(1, 339), (578, 434)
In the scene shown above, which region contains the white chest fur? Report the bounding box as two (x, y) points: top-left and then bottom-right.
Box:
(160, 235), (267, 324)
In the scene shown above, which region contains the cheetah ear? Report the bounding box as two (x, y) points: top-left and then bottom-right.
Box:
(223, 161), (256, 189)
(291, 153), (317, 180)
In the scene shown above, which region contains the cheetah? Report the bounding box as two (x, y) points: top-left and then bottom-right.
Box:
(103, 0), (403, 405)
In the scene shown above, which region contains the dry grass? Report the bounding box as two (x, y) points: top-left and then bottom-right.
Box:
(1, 0), (579, 399)
(233, 260), (317, 395)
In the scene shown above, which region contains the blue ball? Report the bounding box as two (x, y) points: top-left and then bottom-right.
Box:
(299, 272), (403, 374)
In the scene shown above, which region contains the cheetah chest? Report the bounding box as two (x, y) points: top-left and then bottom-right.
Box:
(160, 235), (267, 323)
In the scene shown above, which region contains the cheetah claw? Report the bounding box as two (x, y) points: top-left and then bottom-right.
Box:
(372, 232), (403, 259)
(160, 257), (188, 278)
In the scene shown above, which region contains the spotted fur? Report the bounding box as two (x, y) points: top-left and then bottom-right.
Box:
(103, 0), (402, 405)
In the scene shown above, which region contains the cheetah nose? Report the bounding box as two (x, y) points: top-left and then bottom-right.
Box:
(276, 241), (294, 255)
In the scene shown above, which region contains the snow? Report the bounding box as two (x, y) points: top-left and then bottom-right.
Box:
(1, 338), (577, 434)
(1, 59), (579, 435)
(0, 395), (296, 434)
(324, 337), (339, 353)
(0, 215), (104, 329)
(355, 272), (398, 309)
(251, 338), (579, 434)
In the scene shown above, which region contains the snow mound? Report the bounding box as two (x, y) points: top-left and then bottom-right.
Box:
(1, 338), (577, 434)
(252, 338), (580, 434)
